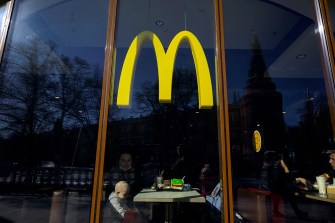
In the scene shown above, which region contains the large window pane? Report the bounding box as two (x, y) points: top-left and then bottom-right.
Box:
(0, 0), (110, 222)
(101, 1), (223, 223)
(223, 0), (335, 222)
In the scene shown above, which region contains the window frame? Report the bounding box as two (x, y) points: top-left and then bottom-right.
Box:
(0, 0), (14, 63)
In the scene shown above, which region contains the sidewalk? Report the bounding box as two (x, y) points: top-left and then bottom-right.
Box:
(0, 193), (91, 223)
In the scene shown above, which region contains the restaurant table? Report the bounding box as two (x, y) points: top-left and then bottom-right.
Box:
(133, 188), (205, 223)
(295, 191), (335, 203)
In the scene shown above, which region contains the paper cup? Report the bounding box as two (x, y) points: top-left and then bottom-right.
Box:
(156, 176), (163, 186)
(316, 176), (326, 194)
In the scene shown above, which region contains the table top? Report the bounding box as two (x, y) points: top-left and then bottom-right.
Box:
(133, 188), (206, 203)
(296, 191), (335, 204)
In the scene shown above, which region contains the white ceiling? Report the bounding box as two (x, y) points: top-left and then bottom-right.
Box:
(114, 0), (324, 78)
(17, 0), (327, 78)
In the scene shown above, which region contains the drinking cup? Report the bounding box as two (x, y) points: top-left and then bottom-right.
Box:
(316, 176), (326, 194)
(156, 176), (163, 186)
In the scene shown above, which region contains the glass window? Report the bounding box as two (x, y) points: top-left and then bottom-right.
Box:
(101, 0), (223, 223)
(0, 0), (110, 222)
(223, 0), (335, 222)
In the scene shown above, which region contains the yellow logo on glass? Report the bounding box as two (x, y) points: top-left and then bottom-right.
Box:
(253, 130), (262, 152)
(116, 31), (213, 109)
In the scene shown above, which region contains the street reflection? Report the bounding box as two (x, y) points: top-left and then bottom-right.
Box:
(0, 0), (109, 222)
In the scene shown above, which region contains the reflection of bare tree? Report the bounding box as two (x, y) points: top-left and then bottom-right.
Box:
(135, 68), (198, 115)
(135, 67), (199, 145)
(294, 91), (334, 175)
(132, 69), (197, 153)
(50, 54), (102, 166)
(108, 92), (120, 122)
(0, 62), (5, 109)
(0, 38), (59, 137)
(131, 68), (217, 164)
(53, 55), (102, 129)
(0, 37), (101, 165)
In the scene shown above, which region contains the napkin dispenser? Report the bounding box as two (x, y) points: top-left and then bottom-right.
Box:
(171, 178), (184, 190)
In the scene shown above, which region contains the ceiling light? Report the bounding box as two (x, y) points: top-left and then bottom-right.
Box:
(155, 20), (164, 27)
(296, 54), (306, 59)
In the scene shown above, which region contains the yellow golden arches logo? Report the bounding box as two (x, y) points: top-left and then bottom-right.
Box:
(116, 31), (214, 109)
(252, 130), (262, 152)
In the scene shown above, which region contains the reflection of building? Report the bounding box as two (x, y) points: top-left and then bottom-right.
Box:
(107, 108), (218, 166)
(228, 90), (243, 154)
(240, 34), (285, 155)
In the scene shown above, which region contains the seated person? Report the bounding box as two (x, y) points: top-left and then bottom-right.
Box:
(105, 181), (149, 223)
(110, 152), (139, 196)
(195, 163), (216, 197)
(296, 150), (335, 188)
(109, 181), (132, 219)
(205, 182), (222, 211)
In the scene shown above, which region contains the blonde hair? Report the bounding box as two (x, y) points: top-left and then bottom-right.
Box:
(115, 181), (130, 193)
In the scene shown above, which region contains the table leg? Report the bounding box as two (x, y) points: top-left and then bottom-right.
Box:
(164, 203), (173, 223)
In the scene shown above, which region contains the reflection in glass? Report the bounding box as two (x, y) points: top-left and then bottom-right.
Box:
(0, 0), (109, 222)
(223, 0), (335, 222)
(0, 1), (7, 31)
(328, 0), (335, 40)
(101, 0), (222, 222)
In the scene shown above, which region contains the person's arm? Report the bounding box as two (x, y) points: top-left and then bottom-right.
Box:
(295, 177), (307, 185)
(280, 160), (290, 173)
(109, 195), (128, 217)
(295, 177), (313, 190)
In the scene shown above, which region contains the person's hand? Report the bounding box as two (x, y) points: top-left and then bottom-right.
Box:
(322, 173), (330, 181)
(296, 177), (312, 189)
(295, 177), (307, 185)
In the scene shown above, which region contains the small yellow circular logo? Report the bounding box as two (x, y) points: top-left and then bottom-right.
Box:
(252, 130), (262, 152)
